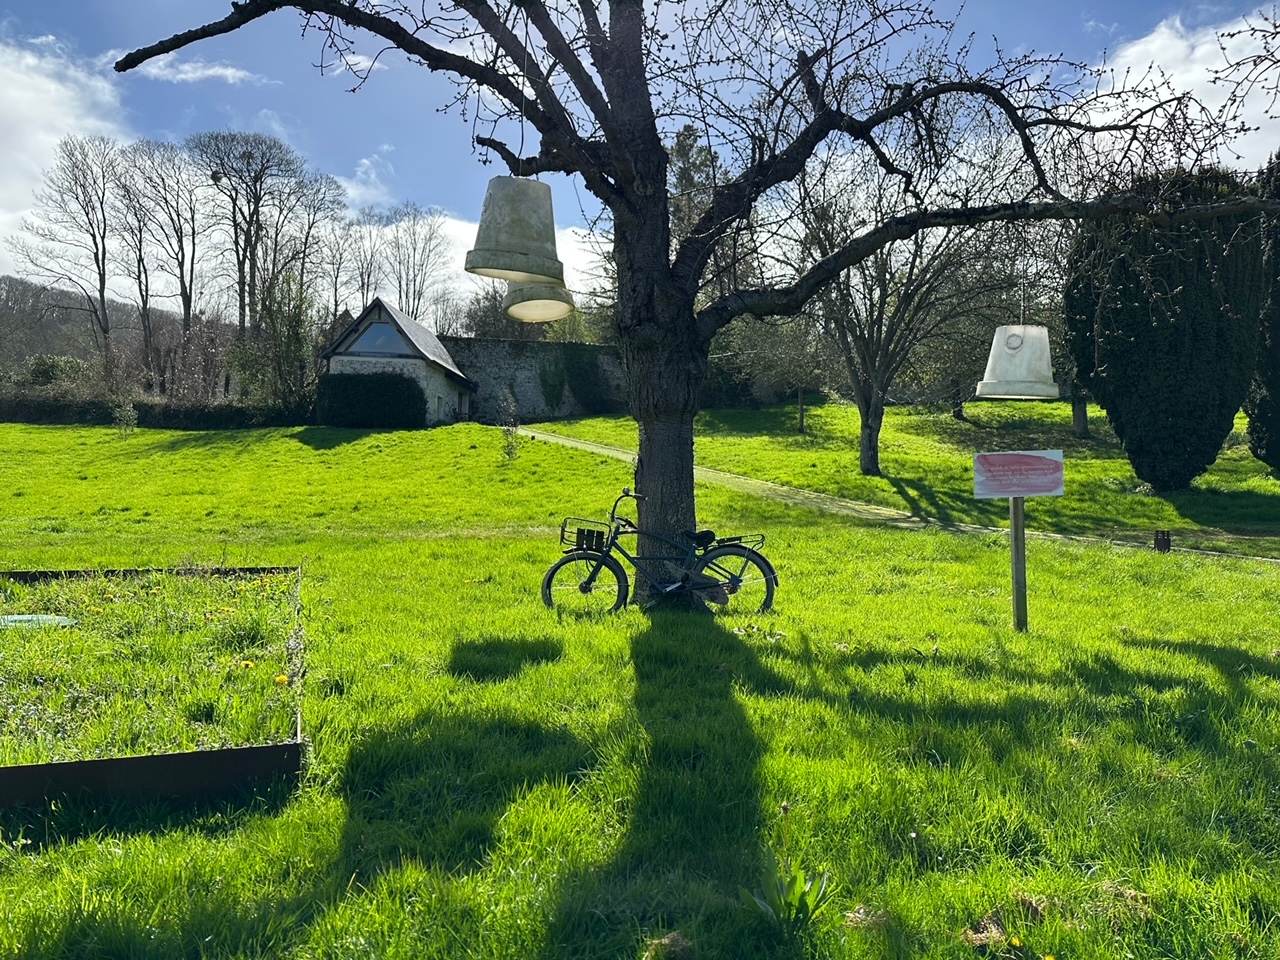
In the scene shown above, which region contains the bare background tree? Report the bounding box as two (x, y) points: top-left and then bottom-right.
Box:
(8, 135), (120, 379)
(382, 202), (451, 322)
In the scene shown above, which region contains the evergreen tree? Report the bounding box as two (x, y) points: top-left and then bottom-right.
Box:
(1245, 153), (1280, 471)
(1065, 169), (1267, 492)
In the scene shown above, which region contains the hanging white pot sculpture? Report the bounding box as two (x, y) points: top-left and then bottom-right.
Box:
(975, 324), (1059, 399)
(503, 281), (575, 322)
(464, 176), (575, 322)
(466, 177), (565, 284)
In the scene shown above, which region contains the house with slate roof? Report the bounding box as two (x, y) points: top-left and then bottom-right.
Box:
(319, 297), (477, 424)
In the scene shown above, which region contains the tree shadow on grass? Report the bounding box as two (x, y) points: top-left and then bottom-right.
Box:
(7, 704), (593, 957)
(448, 634), (563, 681)
(1118, 636), (1280, 699)
(538, 611), (797, 960)
(338, 708), (593, 878)
(290, 426), (400, 451)
(883, 474), (961, 524)
(0, 775), (296, 854)
(1160, 487), (1280, 537)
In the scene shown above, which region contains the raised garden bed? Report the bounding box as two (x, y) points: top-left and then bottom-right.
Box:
(0, 567), (305, 806)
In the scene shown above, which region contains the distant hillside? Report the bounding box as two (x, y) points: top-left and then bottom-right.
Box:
(0, 275), (182, 376)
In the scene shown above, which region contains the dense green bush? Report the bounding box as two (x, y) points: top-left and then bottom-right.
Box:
(1246, 152), (1280, 472)
(315, 372), (426, 428)
(0, 386), (309, 430)
(22, 355), (96, 387)
(1065, 168), (1266, 491)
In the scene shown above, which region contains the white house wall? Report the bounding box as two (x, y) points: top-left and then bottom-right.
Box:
(328, 356), (467, 424)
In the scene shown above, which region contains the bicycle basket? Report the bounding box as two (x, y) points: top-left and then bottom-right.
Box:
(559, 518), (611, 552)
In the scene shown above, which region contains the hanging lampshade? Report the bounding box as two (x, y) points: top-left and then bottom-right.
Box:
(975, 324), (1060, 399)
(503, 281), (575, 322)
(464, 176), (565, 285)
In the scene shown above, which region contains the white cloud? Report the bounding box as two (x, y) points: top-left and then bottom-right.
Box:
(329, 53), (389, 76)
(1108, 14), (1278, 168)
(0, 37), (128, 276)
(337, 152), (396, 209)
(131, 53), (271, 86)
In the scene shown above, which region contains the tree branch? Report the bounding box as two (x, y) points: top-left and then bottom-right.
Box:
(696, 194), (1280, 336)
(115, 0), (619, 195)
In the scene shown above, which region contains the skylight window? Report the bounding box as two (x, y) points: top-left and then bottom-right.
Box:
(348, 322), (412, 355)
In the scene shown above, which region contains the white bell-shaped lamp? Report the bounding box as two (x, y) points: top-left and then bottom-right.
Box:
(503, 281), (575, 322)
(464, 177), (565, 285)
(975, 324), (1060, 399)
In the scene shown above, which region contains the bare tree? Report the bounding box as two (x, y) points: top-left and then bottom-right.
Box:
(789, 160), (1031, 475)
(426, 286), (467, 336)
(186, 131), (308, 341)
(346, 205), (386, 308)
(118, 0), (1275, 541)
(382, 201), (450, 320)
(120, 139), (214, 395)
(111, 156), (159, 388)
(1219, 6), (1280, 117)
(8, 135), (120, 379)
(315, 215), (356, 329)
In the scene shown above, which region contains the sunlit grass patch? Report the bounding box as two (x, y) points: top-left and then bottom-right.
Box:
(0, 570), (302, 765)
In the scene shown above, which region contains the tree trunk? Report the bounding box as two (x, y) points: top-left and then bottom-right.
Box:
(858, 397), (885, 476)
(797, 385), (806, 433)
(613, 194), (704, 572)
(1071, 387), (1090, 438)
(623, 316), (703, 542)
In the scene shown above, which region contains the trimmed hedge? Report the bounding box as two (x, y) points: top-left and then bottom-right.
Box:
(315, 372), (426, 428)
(0, 389), (310, 430)
(1246, 152), (1280, 472)
(1064, 168), (1265, 491)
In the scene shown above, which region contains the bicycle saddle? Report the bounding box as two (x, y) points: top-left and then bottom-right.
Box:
(684, 529), (716, 549)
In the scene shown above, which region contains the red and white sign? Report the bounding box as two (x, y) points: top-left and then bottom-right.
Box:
(974, 450), (1064, 499)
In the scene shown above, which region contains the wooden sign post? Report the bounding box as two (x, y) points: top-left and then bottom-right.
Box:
(974, 450), (1064, 631)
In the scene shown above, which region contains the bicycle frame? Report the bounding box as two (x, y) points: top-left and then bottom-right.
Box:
(608, 526), (701, 592)
(558, 490), (703, 593)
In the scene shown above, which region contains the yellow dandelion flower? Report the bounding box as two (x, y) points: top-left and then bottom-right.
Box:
(1009, 937), (1022, 948)
(241, 659), (255, 669)
(274, 674), (289, 685)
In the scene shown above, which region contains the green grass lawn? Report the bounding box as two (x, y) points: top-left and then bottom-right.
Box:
(534, 399), (1280, 557)
(1, 417), (1279, 958)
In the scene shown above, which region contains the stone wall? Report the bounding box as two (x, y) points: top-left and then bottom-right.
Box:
(439, 337), (626, 423)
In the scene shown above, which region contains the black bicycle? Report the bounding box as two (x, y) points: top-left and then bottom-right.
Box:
(542, 488), (777, 615)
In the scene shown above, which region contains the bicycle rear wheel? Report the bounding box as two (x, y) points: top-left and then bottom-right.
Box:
(693, 544), (777, 613)
(542, 551), (629, 614)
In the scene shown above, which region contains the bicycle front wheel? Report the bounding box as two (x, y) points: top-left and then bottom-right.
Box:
(694, 544), (777, 614)
(542, 551), (629, 615)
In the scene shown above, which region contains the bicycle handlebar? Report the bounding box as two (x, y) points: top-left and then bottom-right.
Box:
(610, 487), (644, 525)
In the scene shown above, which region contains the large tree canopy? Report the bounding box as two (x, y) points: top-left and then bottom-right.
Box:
(118, 0), (1277, 543)
(1065, 169), (1267, 492)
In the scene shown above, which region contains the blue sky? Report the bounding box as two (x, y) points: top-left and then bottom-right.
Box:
(0, 1), (1275, 282)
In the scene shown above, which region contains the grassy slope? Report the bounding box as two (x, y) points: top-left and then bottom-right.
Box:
(536, 400), (1280, 556)
(0, 420), (1278, 958)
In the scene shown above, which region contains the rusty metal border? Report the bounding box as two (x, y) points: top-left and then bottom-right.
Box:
(0, 742), (303, 808)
